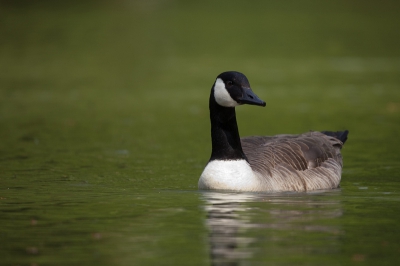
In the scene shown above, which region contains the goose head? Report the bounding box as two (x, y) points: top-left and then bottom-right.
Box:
(212, 71), (266, 108)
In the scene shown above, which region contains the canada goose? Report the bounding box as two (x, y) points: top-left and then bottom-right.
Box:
(198, 71), (349, 192)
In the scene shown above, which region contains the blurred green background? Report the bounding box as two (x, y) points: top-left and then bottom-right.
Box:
(1, 0), (399, 186)
(1, 1), (400, 265)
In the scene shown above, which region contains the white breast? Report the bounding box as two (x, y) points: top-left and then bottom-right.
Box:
(198, 160), (261, 191)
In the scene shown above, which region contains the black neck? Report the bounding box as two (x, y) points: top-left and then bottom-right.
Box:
(209, 92), (247, 161)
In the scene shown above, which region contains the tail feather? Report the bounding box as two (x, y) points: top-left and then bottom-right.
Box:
(321, 130), (349, 144)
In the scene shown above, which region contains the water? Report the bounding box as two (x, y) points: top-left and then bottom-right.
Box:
(1, 1), (400, 265)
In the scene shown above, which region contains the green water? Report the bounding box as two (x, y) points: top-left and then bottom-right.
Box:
(1, 1), (400, 265)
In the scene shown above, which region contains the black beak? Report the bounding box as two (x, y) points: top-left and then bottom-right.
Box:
(238, 88), (266, 107)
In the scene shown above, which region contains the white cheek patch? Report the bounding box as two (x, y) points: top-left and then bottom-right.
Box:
(213, 78), (239, 107)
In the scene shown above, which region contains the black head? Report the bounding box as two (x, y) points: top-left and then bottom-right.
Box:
(212, 71), (266, 108)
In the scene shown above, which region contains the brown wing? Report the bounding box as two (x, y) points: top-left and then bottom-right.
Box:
(241, 131), (343, 175)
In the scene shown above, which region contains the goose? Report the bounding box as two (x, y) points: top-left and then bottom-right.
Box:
(198, 71), (349, 192)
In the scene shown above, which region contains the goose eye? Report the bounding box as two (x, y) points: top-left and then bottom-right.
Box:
(226, 81), (233, 87)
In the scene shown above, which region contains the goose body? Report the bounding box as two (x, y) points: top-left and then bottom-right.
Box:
(198, 71), (348, 192)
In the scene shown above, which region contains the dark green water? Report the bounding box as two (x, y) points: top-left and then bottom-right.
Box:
(1, 1), (400, 265)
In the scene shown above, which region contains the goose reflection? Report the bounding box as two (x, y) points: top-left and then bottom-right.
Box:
(201, 191), (343, 265)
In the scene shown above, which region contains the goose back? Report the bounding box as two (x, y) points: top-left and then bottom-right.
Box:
(241, 131), (344, 191)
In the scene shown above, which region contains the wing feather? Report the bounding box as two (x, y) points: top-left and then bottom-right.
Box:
(241, 131), (343, 174)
